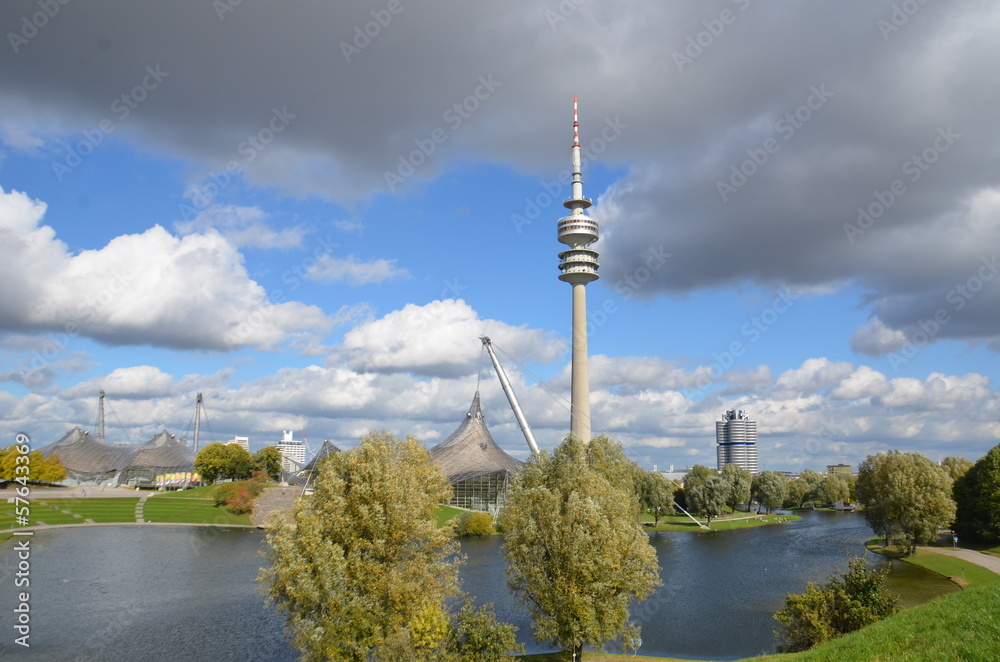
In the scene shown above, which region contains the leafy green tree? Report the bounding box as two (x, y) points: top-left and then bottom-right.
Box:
(252, 445), (283, 481)
(856, 450), (956, 554)
(941, 456), (974, 482)
(0, 446), (67, 483)
(816, 474), (850, 506)
(638, 470), (676, 525)
(774, 556), (897, 652)
(954, 444), (1000, 543)
(788, 469), (823, 508)
(500, 436), (661, 659)
(259, 431), (521, 661)
(457, 512), (496, 536)
(195, 442), (253, 484)
(720, 463), (751, 512)
(753, 471), (789, 514)
(687, 474), (728, 526)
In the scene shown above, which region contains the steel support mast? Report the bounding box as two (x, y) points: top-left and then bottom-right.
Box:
(480, 336), (540, 456)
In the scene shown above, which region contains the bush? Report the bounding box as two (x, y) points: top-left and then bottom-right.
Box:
(774, 555), (898, 652)
(464, 512), (496, 536)
(213, 478), (263, 514)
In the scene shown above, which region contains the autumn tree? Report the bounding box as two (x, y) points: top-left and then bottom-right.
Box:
(856, 450), (956, 554)
(500, 436), (661, 659)
(638, 470), (676, 525)
(941, 456), (974, 482)
(774, 556), (897, 652)
(0, 446), (67, 483)
(753, 471), (789, 514)
(720, 463), (752, 512)
(259, 431), (520, 661)
(954, 444), (1000, 543)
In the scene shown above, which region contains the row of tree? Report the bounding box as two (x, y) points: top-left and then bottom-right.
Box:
(193, 442), (282, 484)
(0, 444), (67, 483)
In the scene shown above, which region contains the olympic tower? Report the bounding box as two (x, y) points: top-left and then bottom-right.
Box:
(557, 97), (599, 442)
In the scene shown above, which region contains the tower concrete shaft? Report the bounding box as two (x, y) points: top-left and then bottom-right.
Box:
(557, 96), (599, 442)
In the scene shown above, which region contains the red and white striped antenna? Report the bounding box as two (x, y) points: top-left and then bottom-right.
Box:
(572, 95), (580, 147)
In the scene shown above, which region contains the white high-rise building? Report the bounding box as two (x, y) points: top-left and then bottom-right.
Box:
(277, 430), (306, 473)
(716, 409), (759, 474)
(226, 436), (249, 452)
(557, 97), (600, 443)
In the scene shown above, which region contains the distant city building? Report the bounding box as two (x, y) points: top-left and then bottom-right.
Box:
(227, 436), (249, 452)
(716, 409), (759, 474)
(277, 430), (306, 473)
(827, 463), (852, 476)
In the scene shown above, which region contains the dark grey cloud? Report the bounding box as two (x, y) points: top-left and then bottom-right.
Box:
(2, 0), (998, 351)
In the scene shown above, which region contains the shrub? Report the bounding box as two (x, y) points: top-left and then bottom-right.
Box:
(463, 512), (496, 536)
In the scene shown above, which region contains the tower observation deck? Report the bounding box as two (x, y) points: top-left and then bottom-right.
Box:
(557, 97), (600, 284)
(558, 96), (598, 443)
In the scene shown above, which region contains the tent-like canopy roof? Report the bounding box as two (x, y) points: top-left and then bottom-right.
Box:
(38, 427), (193, 475)
(430, 392), (522, 484)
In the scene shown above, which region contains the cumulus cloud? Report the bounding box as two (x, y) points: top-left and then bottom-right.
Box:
(60, 365), (174, 400)
(850, 319), (909, 356)
(335, 299), (564, 378)
(0, 188), (331, 350)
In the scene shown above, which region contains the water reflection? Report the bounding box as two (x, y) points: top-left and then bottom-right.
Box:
(0, 511), (957, 661)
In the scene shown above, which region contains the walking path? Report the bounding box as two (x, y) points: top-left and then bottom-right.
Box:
(917, 545), (1000, 575)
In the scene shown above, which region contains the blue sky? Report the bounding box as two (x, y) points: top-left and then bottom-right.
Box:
(1, 1), (999, 472)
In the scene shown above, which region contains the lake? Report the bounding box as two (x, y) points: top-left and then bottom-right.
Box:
(0, 511), (957, 660)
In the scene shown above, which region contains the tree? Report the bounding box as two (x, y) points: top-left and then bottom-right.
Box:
(856, 450), (956, 554)
(720, 463), (751, 512)
(687, 474), (728, 526)
(252, 445), (283, 481)
(816, 474), (850, 506)
(500, 436), (661, 659)
(195, 442), (253, 484)
(788, 469), (823, 508)
(753, 471), (789, 514)
(774, 556), (897, 652)
(637, 470), (676, 525)
(941, 456), (974, 482)
(0, 446), (67, 483)
(259, 431), (521, 661)
(954, 444), (1000, 543)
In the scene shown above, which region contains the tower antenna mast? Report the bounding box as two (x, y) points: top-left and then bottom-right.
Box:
(557, 96), (600, 442)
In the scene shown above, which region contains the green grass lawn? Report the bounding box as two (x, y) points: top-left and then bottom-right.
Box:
(150, 484), (221, 499)
(642, 512), (799, 532)
(435, 505), (465, 527)
(1, 498), (140, 526)
(866, 538), (1000, 589)
(144, 493), (252, 525)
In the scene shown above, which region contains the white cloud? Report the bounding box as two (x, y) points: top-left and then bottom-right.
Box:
(776, 358), (854, 394)
(60, 366), (174, 400)
(307, 254), (409, 286)
(175, 205), (306, 249)
(0, 188), (331, 351)
(336, 299), (564, 378)
(850, 319), (909, 356)
(831, 366), (890, 401)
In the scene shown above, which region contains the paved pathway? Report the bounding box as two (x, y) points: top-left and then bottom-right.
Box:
(917, 545), (1000, 575)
